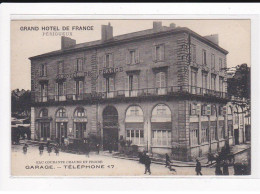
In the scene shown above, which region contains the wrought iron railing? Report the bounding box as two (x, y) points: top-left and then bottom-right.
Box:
(32, 85), (230, 103)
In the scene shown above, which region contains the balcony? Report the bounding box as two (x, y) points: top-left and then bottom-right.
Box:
(32, 85), (230, 105)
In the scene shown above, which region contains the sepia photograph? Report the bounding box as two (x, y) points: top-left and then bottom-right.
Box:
(10, 19), (251, 176)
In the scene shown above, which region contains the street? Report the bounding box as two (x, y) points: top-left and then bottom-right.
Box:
(11, 144), (239, 176)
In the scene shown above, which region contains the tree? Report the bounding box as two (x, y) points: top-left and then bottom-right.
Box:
(227, 63), (250, 99)
(11, 89), (31, 118)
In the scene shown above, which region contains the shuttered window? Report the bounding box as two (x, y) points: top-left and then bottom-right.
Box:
(153, 44), (165, 61)
(155, 72), (166, 88)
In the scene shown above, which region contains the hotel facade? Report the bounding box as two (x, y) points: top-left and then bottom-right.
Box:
(30, 21), (235, 161)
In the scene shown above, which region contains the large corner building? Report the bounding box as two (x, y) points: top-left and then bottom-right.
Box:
(30, 21), (233, 161)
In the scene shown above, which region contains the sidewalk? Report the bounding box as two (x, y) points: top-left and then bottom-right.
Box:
(101, 143), (251, 168)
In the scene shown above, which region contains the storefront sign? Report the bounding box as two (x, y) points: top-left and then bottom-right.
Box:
(73, 118), (88, 122)
(55, 118), (68, 122)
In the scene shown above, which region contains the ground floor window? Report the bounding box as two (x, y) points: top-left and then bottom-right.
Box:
(126, 129), (144, 145)
(190, 122), (199, 146)
(152, 130), (171, 146)
(74, 122), (86, 139)
(228, 120), (233, 136)
(201, 122), (209, 143)
(39, 122), (50, 139)
(210, 121), (217, 141)
(56, 122), (68, 139)
(219, 120), (225, 139)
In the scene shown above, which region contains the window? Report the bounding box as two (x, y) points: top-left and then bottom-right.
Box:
(39, 64), (47, 77)
(74, 80), (83, 95)
(210, 121), (217, 141)
(153, 44), (165, 61)
(190, 122), (199, 146)
(201, 122), (209, 143)
(219, 106), (224, 116)
(127, 49), (139, 65)
(190, 103), (199, 116)
(56, 108), (66, 118)
(191, 45), (196, 62)
(39, 109), (48, 118)
(104, 53), (113, 68)
(219, 58), (223, 71)
(130, 50), (135, 64)
(219, 77), (224, 92)
(126, 129), (144, 145)
(57, 61), (64, 74)
(56, 82), (66, 96)
(155, 71), (166, 88)
(211, 74), (216, 90)
(74, 107), (86, 117)
(202, 72), (208, 89)
(202, 50), (207, 65)
(152, 130), (171, 146)
(75, 58), (83, 71)
(211, 54), (215, 69)
(75, 122), (86, 139)
(211, 105), (217, 116)
(219, 120), (225, 139)
(40, 83), (48, 97)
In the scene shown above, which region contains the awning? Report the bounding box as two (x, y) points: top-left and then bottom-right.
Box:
(151, 122), (172, 130)
(125, 123), (144, 130)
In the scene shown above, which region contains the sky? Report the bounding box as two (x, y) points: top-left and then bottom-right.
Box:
(11, 19), (250, 90)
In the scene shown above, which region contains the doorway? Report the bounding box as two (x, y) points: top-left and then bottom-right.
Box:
(56, 122), (67, 144)
(102, 106), (119, 151)
(40, 122), (50, 141)
(234, 129), (239, 145)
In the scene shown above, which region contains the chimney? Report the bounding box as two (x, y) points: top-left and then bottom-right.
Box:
(101, 22), (113, 42)
(153, 21), (162, 32)
(204, 34), (219, 45)
(61, 36), (76, 49)
(169, 23), (176, 29)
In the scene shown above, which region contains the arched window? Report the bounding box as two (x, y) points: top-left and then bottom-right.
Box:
(74, 107), (86, 117)
(56, 108), (67, 118)
(151, 104), (172, 146)
(228, 106), (233, 115)
(39, 108), (48, 118)
(125, 105), (144, 145)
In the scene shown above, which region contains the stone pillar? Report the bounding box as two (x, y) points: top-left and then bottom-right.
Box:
(31, 107), (35, 140)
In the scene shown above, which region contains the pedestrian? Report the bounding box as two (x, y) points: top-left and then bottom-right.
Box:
(47, 145), (52, 156)
(223, 160), (229, 175)
(144, 152), (151, 175)
(23, 143), (28, 155)
(96, 143), (100, 155)
(54, 144), (59, 156)
(46, 140), (50, 148)
(215, 158), (223, 175)
(165, 153), (171, 167)
(39, 143), (44, 156)
(195, 159), (202, 175)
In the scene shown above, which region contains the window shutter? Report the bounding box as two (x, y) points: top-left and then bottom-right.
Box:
(110, 77), (115, 91)
(73, 81), (76, 94)
(126, 50), (130, 65)
(63, 82), (66, 95)
(55, 83), (58, 96)
(160, 45), (165, 61)
(39, 84), (42, 96)
(135, 49), (140, 64)
(109, 53), (113, 67)
(152, 46), (156, 61)
(133, 75), (138, 90)
(44, 84), (47, 96)
(79, 81), (83, 94)
(125, 76), (129, 90)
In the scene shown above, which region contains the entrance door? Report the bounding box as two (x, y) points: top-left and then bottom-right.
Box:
(57, 122), (67, 144)
(234, 129), (239, 145)
(40, 122), (50, 141)
(103, 106), (119, 151)
(75, 122), (86, 139)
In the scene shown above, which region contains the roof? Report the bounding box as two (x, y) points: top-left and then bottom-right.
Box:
(29, 26), (228, 60)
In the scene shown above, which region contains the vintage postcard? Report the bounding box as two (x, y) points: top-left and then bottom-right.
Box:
(11, 19), (251, 176)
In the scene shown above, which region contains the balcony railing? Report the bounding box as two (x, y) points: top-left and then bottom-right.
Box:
(32, 85), (230, 103)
